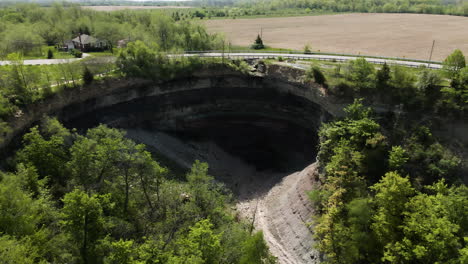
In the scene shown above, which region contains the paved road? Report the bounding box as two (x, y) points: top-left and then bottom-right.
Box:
(0, 52), (442, 69)
(0, 53), (91, 66)
(187, 52), (443, 69)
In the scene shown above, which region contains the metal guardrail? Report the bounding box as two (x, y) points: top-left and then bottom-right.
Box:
(181, 51), (442, 69)
(185, 50), (442, 65)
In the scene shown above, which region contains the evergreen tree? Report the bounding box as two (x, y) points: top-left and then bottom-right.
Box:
(83, 67), (94, 85)
(47, 49), (54, 59)
(251, 34), (265, 50)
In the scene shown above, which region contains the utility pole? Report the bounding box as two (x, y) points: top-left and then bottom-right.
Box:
(428, 40), (435, 67)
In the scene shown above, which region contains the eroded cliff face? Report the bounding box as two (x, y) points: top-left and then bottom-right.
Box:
(1, 63), (344, 166)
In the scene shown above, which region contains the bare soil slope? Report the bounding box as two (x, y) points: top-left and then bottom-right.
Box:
(205, 13), (468, 61)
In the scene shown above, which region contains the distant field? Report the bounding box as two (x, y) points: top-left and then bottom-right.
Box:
(82, 6), (192, 11)
(205, 13), (468, 61)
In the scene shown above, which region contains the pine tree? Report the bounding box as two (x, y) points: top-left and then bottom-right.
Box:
(83, 67), (94, 85)
(251, 34), (265, 50)
(47, 49), (54, 59)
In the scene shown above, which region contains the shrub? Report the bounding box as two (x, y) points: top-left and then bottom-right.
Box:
(306, 65), (327, 86)
(278, 56), (284, 62)
(83, 67), (94, 85)
(304, 44), (312, 54)
(47, 49), (53, 59)
(70, 49), (82, 58)
(312, 66), (326, 85)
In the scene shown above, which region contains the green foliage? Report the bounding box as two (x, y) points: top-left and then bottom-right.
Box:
(117, 41), (204, 81)
(443, 49), (466, 79)
(47, 49), (53, 59)
(83, 66), (94, 85)
(70, 48), (83, 58)
(251, 34), (265, 50)
(388, 146), (409, 171)
(60, 189), (105, 263)
(5, 119), (275, 263)
(307, 65), (326, 86)
(376, 62), (391, 91)
(240, 231), (277, 264)
(303, 44), (312, 54)
(346, 58), (375, 92)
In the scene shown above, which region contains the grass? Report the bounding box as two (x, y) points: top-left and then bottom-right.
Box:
(19, 45), (75, 60)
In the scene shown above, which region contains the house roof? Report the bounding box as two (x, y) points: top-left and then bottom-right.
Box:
(72, 34), (99, 45)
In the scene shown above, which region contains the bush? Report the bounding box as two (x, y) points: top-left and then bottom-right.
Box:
(70, 49), (83, 58)
(304, 44), (312, 54)
(83, 67), (94, 85)
(278, 56), (284, 62)
(312, 66), (326, 85)
(306, 66), (327, 86)
(47, 49), (53, 59)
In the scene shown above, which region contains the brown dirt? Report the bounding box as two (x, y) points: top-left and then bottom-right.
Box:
(204, 13), (468, 61)
(82, 6), (192, 11)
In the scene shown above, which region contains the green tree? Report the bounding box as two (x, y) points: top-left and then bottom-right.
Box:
(371, 172), (415, 248)
(83, 66), (94, 85)
(416, 69), (443, 107)
(376, 62), (391, 91)
(16, 119), (70, 190)
(383, 193), (462, 263)
(47, 49), (54, 59)
(169, 219), (221, 264)
(388, 146), (408, 171)
(346, 58), (375, 92)
(240, 231), (277, 264)
(0, 235), (43, 264)
(443, 49), (466, 79)
(251, 34), (265, 50)
(106, 239), (137, 264)
(60, 189), (105, 264)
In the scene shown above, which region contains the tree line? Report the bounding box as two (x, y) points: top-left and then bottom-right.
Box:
(188, 0), (468, 18)
(0, 3), (222, 57)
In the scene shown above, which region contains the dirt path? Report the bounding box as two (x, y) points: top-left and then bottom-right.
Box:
(125, 129), (319, 263)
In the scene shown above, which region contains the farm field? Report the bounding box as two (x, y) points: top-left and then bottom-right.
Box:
(205, 13), (468, 61)
(82, 5), (192, 11)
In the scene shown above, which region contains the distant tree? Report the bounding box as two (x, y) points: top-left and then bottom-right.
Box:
(83, 67), (94, 85)
(303, 44), (312, 54)
(443, 49), (466, 79)
(47, 49), (54, 59)
(251, 34), (265, 50)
